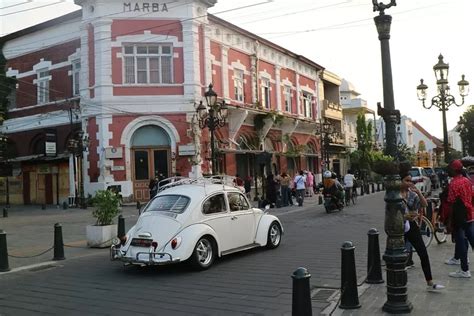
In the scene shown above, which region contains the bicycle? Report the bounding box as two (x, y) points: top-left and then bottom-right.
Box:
(426, 197), (448, 244)
(344, 187), (357, 206)
(416, 215), (434, 249)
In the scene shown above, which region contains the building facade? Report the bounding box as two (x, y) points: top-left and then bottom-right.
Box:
(0, 0), (342, 204)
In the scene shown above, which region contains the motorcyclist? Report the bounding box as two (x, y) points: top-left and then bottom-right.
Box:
(322, 171), (345, 208)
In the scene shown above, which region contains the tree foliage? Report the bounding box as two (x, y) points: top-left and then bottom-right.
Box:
(457, 105), (474, 156)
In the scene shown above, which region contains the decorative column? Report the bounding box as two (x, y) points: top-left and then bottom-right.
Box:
(275, 65), (282, 112)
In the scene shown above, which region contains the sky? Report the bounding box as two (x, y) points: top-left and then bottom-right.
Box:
(1, 0), (473, 139)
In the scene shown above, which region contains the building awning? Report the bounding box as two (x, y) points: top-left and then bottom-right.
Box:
(7, 153), (70, 163)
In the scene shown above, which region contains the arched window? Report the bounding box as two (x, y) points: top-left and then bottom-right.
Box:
(131, 125), (170, 147)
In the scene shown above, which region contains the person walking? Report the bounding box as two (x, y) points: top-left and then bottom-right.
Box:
(280, 172), (291, 207)
(293, 170), (306, 206)
(344, 169), (355, 205)
(306, 171), (314, 197)
(244, 175), (252, 200)
(265, 174), (277, 207)
(400, 167), (445, 291)
(444, 160), (474, 278)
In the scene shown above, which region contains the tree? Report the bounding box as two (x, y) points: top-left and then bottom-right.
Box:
(457, 105), (474, 156)
(349, 112), (374, 182)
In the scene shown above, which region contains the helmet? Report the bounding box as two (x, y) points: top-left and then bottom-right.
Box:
(323, 171), (332, 178)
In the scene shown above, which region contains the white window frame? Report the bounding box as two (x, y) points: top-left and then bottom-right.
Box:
(302, 92), (313, 118)
(284, 85), (292, 112)
(234, 69), (244, 102)
(122, 44), (174, 85)
(261, 78), (270, 109)
(37, 69), (50, 104)
(72, 60), (81, 96)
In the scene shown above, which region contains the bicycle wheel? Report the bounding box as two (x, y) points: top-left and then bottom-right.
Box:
(419, 216), (434, 248)
(434, 222), (448, 244)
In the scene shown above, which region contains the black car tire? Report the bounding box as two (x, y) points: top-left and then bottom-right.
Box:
(190, 236), (216, 270)
(266, 222), (282, 249)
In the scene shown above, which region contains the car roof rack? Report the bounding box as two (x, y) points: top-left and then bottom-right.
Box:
(157, 175), (241, 193)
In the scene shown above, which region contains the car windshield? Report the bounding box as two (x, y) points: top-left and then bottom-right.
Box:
(409, 169), (420, 177)
(424, 168), (433, 175)
(144, 195), (190, 214)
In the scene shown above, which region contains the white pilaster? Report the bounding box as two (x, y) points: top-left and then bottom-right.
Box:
(251, 55), (257, 104)
(275, 66), (282, 112)
(221, 45), (230, 99)
(182, 20), (202, 100)
(296, 73), (301, 116)
(92, 18), (113, 102)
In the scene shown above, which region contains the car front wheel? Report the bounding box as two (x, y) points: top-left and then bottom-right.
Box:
(266, 222), (282, 249)
(190, 237), (215, 270)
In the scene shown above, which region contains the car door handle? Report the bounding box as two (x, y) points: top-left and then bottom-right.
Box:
(231, 216), (238, 220)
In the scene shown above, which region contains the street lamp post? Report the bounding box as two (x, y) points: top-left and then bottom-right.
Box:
(196, 84), (228, 175)
(417, 55), (469, 163)
(68, 130), (89, 209)
(373, 1), (413, 313)
(0, 133), (10, 207)
(316, 119), (335, 171)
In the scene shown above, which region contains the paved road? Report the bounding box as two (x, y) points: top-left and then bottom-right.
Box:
(0, 192), (386, 315)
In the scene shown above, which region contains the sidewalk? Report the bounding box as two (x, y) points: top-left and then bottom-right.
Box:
(335, 235), (474, 315)
(0, 204), (142, 272)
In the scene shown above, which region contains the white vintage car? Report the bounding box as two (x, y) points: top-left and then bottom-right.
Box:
(111, 177), (283, 270)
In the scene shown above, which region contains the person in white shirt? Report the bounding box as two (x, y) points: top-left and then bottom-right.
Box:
(344, 170), (356, 205)
(293, 170), (307, 206)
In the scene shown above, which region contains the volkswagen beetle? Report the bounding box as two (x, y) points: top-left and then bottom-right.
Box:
(111, 177), (283, 270)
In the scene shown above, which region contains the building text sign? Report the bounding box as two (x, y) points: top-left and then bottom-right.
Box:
(124, 2), (168, 12)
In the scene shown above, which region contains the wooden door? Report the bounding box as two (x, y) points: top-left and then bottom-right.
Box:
(132, 148), (170, 202)
(45, 174), (53, 204)
(23, 171), (31, 204)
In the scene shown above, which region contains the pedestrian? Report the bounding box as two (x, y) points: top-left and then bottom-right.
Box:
(306, 171), (314, 197)
(280, 172), (291, 207)
(293, 170), (306, 206)
(149, 176), (158, 199)
(344, 169), (356, 205)
(244, 175), (252, 200)
(400, 166), (445, 291)
(265, 174), (277, 207)
(443, 159), (474, 278)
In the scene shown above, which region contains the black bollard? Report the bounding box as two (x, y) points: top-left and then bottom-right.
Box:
(53, 223), (65, 261)
(41, 204), (46, 210)
(371, 183), (375, 193)
(3, 207), (8, 218)
(117, 215), (125, 238)
(0, 230), (10, 272)
(62, 201), (68, 210)
(339, 241), (361, 309)
(360, 185), (364, 196)
(318, 195), (323, 205)
(136, 201), (141, 209)
(292, 267), (312, 316)
(366, 228), (384, 284)
(377, 183), (380, 192)
(365, 184), (370, 195)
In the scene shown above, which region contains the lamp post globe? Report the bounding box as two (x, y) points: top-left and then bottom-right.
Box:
(417, 55), (469, 163)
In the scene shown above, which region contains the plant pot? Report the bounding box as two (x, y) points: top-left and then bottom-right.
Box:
(86, 224), (117, 248)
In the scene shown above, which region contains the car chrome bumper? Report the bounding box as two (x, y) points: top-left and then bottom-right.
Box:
(110, 246), (180, 266)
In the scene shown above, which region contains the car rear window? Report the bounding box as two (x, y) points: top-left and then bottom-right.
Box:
(409, 169), (420, 177)
(144, 195), (190, 214)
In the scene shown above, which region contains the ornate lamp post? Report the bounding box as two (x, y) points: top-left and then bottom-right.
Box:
(316, 119), (335, 170)
(0, 132), (10, 207)
(68, 130), (89, 208)
(417, 55), (469, 163)
(196, 84), (228, 175)
(373, 1), (413, 313)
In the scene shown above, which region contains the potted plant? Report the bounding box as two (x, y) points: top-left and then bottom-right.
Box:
(86, 189), (121, 248)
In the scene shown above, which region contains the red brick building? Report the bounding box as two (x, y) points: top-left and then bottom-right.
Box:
(0, 0), (335, 204)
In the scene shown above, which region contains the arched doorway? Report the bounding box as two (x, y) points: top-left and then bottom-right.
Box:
(131, 125), (171, 201)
